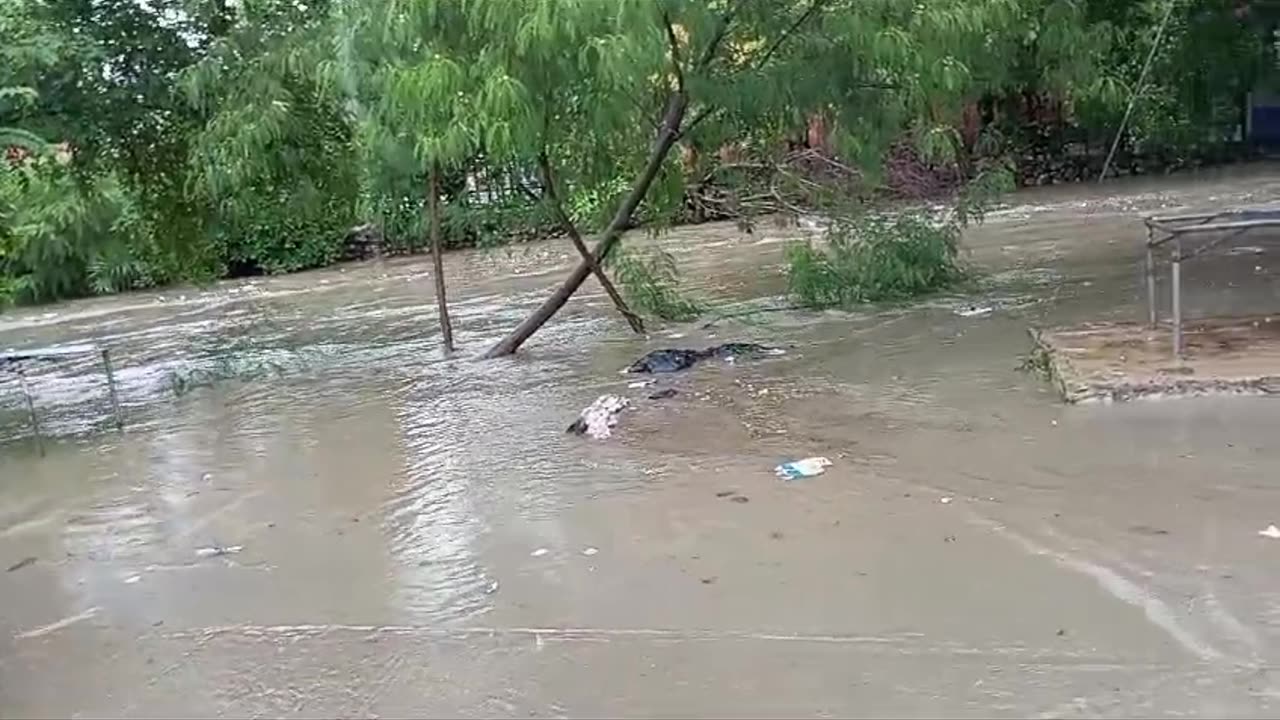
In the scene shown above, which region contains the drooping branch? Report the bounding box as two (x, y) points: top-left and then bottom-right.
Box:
(675, 0), (830, 144)
(481, 6), (744, 358)
(482, 91), (690, 358)
(662, 11), (686, 93)
(537, 150), (646, 334)
(753, 0), (827, 70)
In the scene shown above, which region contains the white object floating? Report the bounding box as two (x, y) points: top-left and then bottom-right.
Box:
(628, 380), (656, 389)
(582, 547), (599, 557)
(124, 574), (141, 584)
(940, 497), (954, 504)
(568, 394), (630, 440)
(530, 548), (549, 557)
(195, 545), (243, 558)
(775, 456), (833, 480)
(955, 304), (994, 318)
(1259, 525), (1280, 539)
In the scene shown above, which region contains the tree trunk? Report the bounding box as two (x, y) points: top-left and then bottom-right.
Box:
(536, 152), (646, 335)
(482, 93), (689, 358)
(429, 161), (455, 352)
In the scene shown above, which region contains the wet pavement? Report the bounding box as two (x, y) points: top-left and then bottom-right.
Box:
(5, 166), (1280, 716)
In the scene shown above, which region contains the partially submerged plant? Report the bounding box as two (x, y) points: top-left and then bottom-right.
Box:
(785, 164), (1012, 309)
(609, 246), (703, 322)
(786, 214), (964, 308)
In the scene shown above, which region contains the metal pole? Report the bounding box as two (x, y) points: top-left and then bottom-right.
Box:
(16, 366), (44, 457)
(1099, 0), (1178, 183)
(1146, 226), (1157, 327)
(101, 348), (124, 431)
(1172, 238), (1183, 359)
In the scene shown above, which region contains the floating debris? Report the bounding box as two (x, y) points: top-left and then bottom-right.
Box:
(955, 304), (995, 318)
(530, 548), (549, 557)
(626, 343), (784, 374)
(6, 556), (37, 573)
(648, 388), (679, 400)
(774, 456), (832, 480)
(567, 394), (630, 440)
(1259, 525), (1280, 539)
(195, 544), (243, 558)
(582, 547), (599, 557)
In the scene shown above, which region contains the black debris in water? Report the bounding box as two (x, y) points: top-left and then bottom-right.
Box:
(6, 556), (37, 572)
(626, 343), (783, 374)
(648, 388), (679, 400)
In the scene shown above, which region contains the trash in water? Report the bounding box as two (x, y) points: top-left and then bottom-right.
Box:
(582, 547), (599, 557)
(484, 579), (500, 594)
(626, 343), (784, 374)
(567, 394), (630, 439)
(195, 544), (243, 558)
(531, 548), (549, 557)
(774, 456), (832, 480)
(648, 388), (679, 400)
(940, 497), (954, 504)
(628, 379), (656, 389)
(1228, 246), (1265, 256)
(124, 574), (141, 584)
(1259, 525), (1280, 539)
(6, 556), (37, 573)
(955, 304), (994, 318)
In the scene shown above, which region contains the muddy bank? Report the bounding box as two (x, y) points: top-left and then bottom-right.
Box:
(4, 166), (1280, 717)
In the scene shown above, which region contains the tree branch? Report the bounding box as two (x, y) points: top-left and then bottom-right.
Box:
(754, 0), (827, 70)
(696, 4), (737, 69)
(537, 150), (646, 334)
(662, 10), (686, 93)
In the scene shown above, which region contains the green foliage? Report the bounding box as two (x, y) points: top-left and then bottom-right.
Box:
(0, 159), (164, 304)
(786, 214), (964, 308)
(786, 165), (1013, 308)
(609, 246), (703, 322)
(0, 0), (1275, 312)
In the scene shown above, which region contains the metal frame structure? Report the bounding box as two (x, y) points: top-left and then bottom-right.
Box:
(1, 344), (124, 454)
(1144, 207), (1280, 359)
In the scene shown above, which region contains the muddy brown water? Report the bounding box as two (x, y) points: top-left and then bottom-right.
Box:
(6, 166), (1280, 717)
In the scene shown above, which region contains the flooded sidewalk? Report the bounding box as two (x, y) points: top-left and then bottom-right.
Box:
(5, 167), (1280, 717)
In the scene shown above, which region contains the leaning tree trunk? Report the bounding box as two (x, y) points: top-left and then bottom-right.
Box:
(482, 93), (689, 358)
(537, 151), (645, 335)
(429, 161), (455, 352)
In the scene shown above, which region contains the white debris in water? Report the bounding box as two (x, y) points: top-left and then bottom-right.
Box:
(531, 548), (549, 557)
(940, 497), (954, 504)
(628, 380), (656, 389)
(124, 574), (141, 584)
(568, 394), (630, 440)
(582, 547), (599, 556)
(1258, 525), (1280, 539)
(955, 304), (995, 318)
(195, 545), (243, 558)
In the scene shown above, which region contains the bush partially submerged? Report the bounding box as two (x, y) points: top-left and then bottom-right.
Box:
(786, 215), (962, 307)
(785, 166), (1012, 308)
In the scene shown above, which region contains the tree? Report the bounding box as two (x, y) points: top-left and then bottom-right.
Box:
(448, 0), (1042, 356)
(184, 0), (361, 276)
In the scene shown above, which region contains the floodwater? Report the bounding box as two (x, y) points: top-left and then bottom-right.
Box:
(5, 166), (1280, 717)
